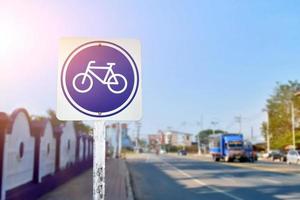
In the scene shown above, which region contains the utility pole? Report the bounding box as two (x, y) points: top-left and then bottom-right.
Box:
(211, 121), (218, 135)
(197, 116), (204, 155)
(264, 110), (270, 153)
(251, 126), (254, 141)
(118, 123), (122, 158)
(267, 115), (270, 153)
(135, 121), (141, 153)
(235, 115), (242, 134)
(291, 102), (296, 150)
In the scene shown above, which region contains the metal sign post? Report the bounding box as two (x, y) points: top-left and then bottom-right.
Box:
(93, 121), (106, 200)
(57, 38), (142, 200)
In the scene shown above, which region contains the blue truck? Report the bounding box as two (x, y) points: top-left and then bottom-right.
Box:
(209, 133), (248, 162)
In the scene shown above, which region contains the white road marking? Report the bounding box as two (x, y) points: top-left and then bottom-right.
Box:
(262, 178), (281, 184)
(275, 193), (300, 199)
(221, 175), (237, 184)
(161, 159), (244, 200)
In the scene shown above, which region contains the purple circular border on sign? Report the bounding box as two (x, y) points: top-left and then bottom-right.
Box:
(61, 40), (139, 118)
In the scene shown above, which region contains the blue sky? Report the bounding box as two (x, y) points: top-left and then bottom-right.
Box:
(1, 1), (300, 140)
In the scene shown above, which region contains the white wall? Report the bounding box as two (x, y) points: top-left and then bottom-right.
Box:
(59, 122), (76, 170)
(89, 140), (93, 157)
(39, 121), (56, 182)
(79, 137), (84, 161)
(1, 111), (35, 200)
(84, 138), (89, 159)
(164, 131), (172, 145)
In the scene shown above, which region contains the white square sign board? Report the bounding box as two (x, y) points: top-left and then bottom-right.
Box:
(57, 38), (142, 121)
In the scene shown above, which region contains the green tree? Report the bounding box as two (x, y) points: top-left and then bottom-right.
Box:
(261, 121), (267, 142)
(47, 109), (65, 127)
(138, 138), (147, 148)
(47, 109), (92, 134)
(74, 121), (92, 135)
(263, 81), (300, 149)
(196, 129), (226, 146)
(31, 115), (46, 122)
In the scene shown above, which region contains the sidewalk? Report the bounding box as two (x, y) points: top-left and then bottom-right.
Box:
(38, 169), (93, 200)
(38, 159), (133, 200)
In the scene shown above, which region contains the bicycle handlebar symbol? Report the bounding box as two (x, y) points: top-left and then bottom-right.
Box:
(72, 61), (128, 94)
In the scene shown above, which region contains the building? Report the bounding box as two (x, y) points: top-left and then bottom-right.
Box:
(148, 130), (193, 147)
(163, 130), (192, 146)
(106, 123), (133, 158)
(121, 123), (133, 149)
(148, 134), (162, 146)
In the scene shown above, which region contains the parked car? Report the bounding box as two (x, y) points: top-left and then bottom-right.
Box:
(160, 149), (166, 154)
(244, 141), (257, 162)
(287, 150), (300, 164)
(178, 149), (187, 156)
(268, 150), (287, 162)
(260, 152), (270, 159)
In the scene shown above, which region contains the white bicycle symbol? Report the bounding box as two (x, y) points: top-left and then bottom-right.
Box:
(72, 60), (128, 94)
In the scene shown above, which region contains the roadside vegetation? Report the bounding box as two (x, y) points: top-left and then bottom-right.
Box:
(262, 80), (300, 149)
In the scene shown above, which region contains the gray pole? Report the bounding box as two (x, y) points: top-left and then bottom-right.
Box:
(135, 121), (141, 152)
(198, 116), (203, 155)
(292, 102), (296, 149)
(266, 111), (270, 153)
(198, 135), (201, 155)
(240, 114), (242, 134)
(211, 121), (218, 135)
(118, 123), (122, 158)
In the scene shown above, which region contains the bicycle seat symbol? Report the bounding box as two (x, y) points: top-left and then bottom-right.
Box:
(72, 60), (128, 94)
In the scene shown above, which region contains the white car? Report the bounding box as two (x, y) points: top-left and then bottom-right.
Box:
(287, 150), (300, 164)
(159, 149), (166, 154)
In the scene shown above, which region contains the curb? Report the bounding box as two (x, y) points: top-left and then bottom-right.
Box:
(124, 160), (134, 200)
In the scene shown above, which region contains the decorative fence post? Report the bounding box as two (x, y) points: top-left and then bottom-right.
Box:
(0, 113), (9, 200)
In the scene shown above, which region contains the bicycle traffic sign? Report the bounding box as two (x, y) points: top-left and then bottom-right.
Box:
(72, 61), (128, 94)
(57, 38), (142, 120)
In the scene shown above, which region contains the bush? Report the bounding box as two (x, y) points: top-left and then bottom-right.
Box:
(185, 145), (198, 153)
(169, 145), (180, 152)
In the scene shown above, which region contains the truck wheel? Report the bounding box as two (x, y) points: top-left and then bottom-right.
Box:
(212, 156), (217, 162)
(225, 156), (230, 162)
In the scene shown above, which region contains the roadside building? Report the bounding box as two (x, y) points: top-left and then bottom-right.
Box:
(106, 123), (133, 158)
(163, 130), (192, 147)
(148, 133), (163, 146)
(148, 130), (193, 148)
(121, 124), (133, 149)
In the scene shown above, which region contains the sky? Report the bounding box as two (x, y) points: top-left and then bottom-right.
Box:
(1, 0), (300, 141)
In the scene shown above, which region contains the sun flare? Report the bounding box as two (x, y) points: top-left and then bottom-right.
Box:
(0, 17), (25, 59)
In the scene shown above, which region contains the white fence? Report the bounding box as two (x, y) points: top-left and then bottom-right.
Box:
(0, 108), (93, 200)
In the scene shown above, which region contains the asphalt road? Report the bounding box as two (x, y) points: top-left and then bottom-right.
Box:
(127, 154), (300, 200)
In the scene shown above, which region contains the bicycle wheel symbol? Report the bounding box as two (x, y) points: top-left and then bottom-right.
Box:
(107, 74), (128, 94)
(72, 73), (93, 93)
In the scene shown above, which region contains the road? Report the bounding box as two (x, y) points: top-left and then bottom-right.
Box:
(127, 154), (300, 200)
